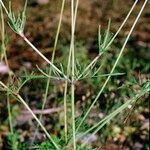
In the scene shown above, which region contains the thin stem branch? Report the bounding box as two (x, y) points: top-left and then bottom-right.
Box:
(0, 6), (14, 134)
(0, 0), (8, 14)
(71, 0), (76, 149)
(7, 92), (13, 134)
(77, 54), (101, 80)
(77, 0), (139, 79)
(63, 0), (79, 145)
(32, 0), (66, 144)
(0, 81), (60, 150)
(63, 52), (71, 143)
(80, 88), (149, 147)
(19, 33), (71, 83)
(76, 0), (147, 132)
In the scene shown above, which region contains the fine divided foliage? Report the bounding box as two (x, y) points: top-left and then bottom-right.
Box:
(0, 0), (149, 149)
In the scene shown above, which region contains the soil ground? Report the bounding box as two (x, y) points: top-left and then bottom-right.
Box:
(0, 0), (149, 149)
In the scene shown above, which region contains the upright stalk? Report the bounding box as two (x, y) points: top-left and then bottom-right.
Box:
(32, 0), (66, 144)
(80, 86), (149, 147)
(0, 6), (13, 134)
(0, 81), (60, 150)
(63, 0), (79, 144)
(77, 0), (139, 80)
(63, 49), (71, 143)
(76, 0), (147, 132)
(70, 0), (76, 149)
(6, 93), (13, 134)
(0, 0), (8, 14)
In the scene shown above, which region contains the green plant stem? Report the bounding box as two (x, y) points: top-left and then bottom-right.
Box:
(31, 0), (66, 144)
(17, 95), (60, 150)
(93, 93), (148, 135)
(0, 5), (4, 61)
(19, 33), (70, 83)
(0, 0), (8, 14)
(0, 6), (13, 134)
(70, 0), (76, 149)
(76, 0), (147, 132)
(0, 81), (60, 150)
(51, 0), (68, 143)
(63, 0), (79, 144)
(77, 0), (139, 80)
(63, 63), (71, 143)
(6, 92), (13, 134)
(77, 54), (102, 80)
(81, 87), (149, 146)
(73, 0), (79, 29)
(0, 6), (11, 75)
(63, 46), (72, 143)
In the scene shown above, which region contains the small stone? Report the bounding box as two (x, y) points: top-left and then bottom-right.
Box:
(133, 142), (143, 150)
(76, 133), (98, 145)
(0, 62), (9, 74)
(37, 0), (49, 5)
(113, 126), (121, 133)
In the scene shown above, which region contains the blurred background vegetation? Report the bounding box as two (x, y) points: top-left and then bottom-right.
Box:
(0, 0), (149, 149)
